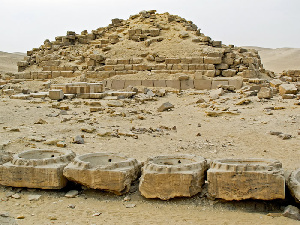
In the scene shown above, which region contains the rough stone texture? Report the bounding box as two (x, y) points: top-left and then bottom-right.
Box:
(257, 87), (273, 99)
(279, 84), (298, 95)
(0, 149), (75, 189)
(49, 89), (64, 100)
(157, 102), (174, 112)
(287, 168), (300, 203)
(282, 205), (300, 221)
(207, 158), (285, 200)
(139, 154), (207, 200)
(63, 153), (141, 195)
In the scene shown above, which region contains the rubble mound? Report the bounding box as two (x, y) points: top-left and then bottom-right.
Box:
(16, 10), (269, 81)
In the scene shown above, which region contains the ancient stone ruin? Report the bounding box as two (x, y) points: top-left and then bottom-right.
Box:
(139, 154), (207, 200)
(0, 149), (75, 189)
(288, 168), (300, 203)
(207, 158), (285, 200)
(63, 153), (141, 195)
(14, 10), (270, 92)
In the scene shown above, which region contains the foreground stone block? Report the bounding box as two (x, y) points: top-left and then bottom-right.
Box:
(257, 87), (273, 99)
(49, 89), (64, 100)
(63, 153), (141, 195)
(0, 149), (75, 189)
(279, 84), (298, 95)
(139, 155), (207, 200)
(288, 168), (300, 203)
(207, 158), (285, 200)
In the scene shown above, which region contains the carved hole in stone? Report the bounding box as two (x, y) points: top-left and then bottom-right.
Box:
(178, 160), (181, 164)
(51, 155), (55, 157)
(108, 159), (112, 162)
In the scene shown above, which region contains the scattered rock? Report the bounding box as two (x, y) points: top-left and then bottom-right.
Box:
(68, 204), (76, 209)
(278, 133), (292, 140)
(16, 215), (25, 219)
(282, 205), (300, 221)
(56, 141), (67, 148)
(0, 212), (9, 217)
(179, 32), (189, 39)
(28, 194), (41, 201)
(65, 190), (79, 198)
(12, 194), (21, 199)
(196, 98), (206, 104)
(125, 203), (136, 208)
(44, 138), (61, 145)
(73, 135), (84, 144)
(269, 131), (283, 136)
(123, 196), (131, 202)
(92, 212), (102, 216)
(158, 102), (174, 112)
(107, 100), (124, 107)
(34, 119), (48, 124)
(279, 84), (298, 95)
(236, 99), (251, 105)
(257, 87), (273, 99)
(81, 126), (96, 133)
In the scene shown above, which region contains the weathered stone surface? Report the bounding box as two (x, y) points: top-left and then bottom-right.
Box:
(157, 102), (174, 112)
(257, 87), (273, 99)
(63, 153), (141, 195)
(287, 168), (300, 203)
(207, 158), (285, 200)
(0, 149), (75, 189)
(279, 84), (298, 95)
(270, 79), (283, 88)
(49, 89), (64, 100)
(139, 155), (207, 200)
(282, 205), (300, 221)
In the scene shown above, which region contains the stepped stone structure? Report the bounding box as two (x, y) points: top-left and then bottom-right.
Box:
(207, 158), (285, 200)
(0, 149), (75, 189)
(14, 10), (269, 90)
(63, 153), (141, 195)
(139, 154), (207, 200)
(288, 168), (300, 203)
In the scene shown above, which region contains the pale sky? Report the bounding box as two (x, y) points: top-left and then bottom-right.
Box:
(1, 0), (300, 53)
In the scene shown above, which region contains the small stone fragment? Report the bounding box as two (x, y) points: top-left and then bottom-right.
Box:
(123, 196), (131, 202)
(92, 212), (102, 216)
(12, 194), (21, 199)
(73, 135), (84, 144)
(269, 131), (283, 136)
(56, 141), (67, 148)
(28, 194), (41, 201)
(65, 190), (79, 198)
(257, 87), (273, 99)
(16, 215), (25, 219)
(107, 100), (124, 107)
(278, 133), (292, 140)
(157, 102), (174, 112)
(282, 205), (300, 221)
(125, 204), (136, 208)
(34, 119), (48, 124)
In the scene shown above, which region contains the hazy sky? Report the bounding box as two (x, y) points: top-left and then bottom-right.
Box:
(1, 0), (300, 53)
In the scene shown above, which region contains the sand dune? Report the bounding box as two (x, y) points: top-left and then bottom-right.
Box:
(244, 47), (300, 73)
(0, 51), (25, 73)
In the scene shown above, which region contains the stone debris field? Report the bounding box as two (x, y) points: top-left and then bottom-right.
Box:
(0, 10), (299, 225)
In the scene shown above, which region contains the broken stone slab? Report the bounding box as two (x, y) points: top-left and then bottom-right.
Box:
(10, 94), (31, 100)
(282, 205), (300, 221)
(279, 84), (298, 95)
(207, 158), (285, 200)
(63, 153), (141, 195)
(139, 154), (207, 200)
(0, 149), (75, 189)
(107, 100), (124, 107)
(287, 168), (300, 203)
(49, 89), (64, 100)
(157, 102), (174, 112)
(257, 87), (273, 99)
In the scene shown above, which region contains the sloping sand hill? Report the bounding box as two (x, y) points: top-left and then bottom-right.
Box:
(0, 51), (25, 73)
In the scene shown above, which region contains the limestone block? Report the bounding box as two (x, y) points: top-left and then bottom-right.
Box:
(60, 71), (74, 78)
(104, 65), (114, 71)
(106, 59), (118, 65)
(49, 89), (64, 100)
(194, 79), (212, 90)
(216, 64), (229, 70)
(279, 84), (298, 95)
(180, 58), (192, 64)
(124, 80), (142, 88)
(141, 80), (154, 87)
(89, 83), (103, 93)
(166, 80), (180, 89)
(204, 57), (222, 64)
(139, 155), (207, 200)
(207, 159), (285, 200)
(270, 79), (283, 88)
(63, 153), (141, 195)
(111, 80), (125, 90)
(257, 87), (273, 99)
(165, 58), (181, 64)
(180, 80), (194, 90)
(153, 80), (167, 87)
(10, 94), (31, 100)
(222, 69), (237, 77)
(287, 168), (300, 203)
(52, 71), (61, 78)
(130, 58), (143, 64)
(212, 80), (229, 89)
(0, 149), (75, 189)
(228, 77), (243, 89)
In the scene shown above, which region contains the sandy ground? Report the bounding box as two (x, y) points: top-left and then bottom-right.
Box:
(0, 80), (299, 224)
(0, 51), (25, 73)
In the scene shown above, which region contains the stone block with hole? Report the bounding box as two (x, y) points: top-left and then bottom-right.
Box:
(0, 149), (75, 189)
(139, 155), (207, 200)
(207, 158), (285, 200)
(63, 153), (141, 195)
